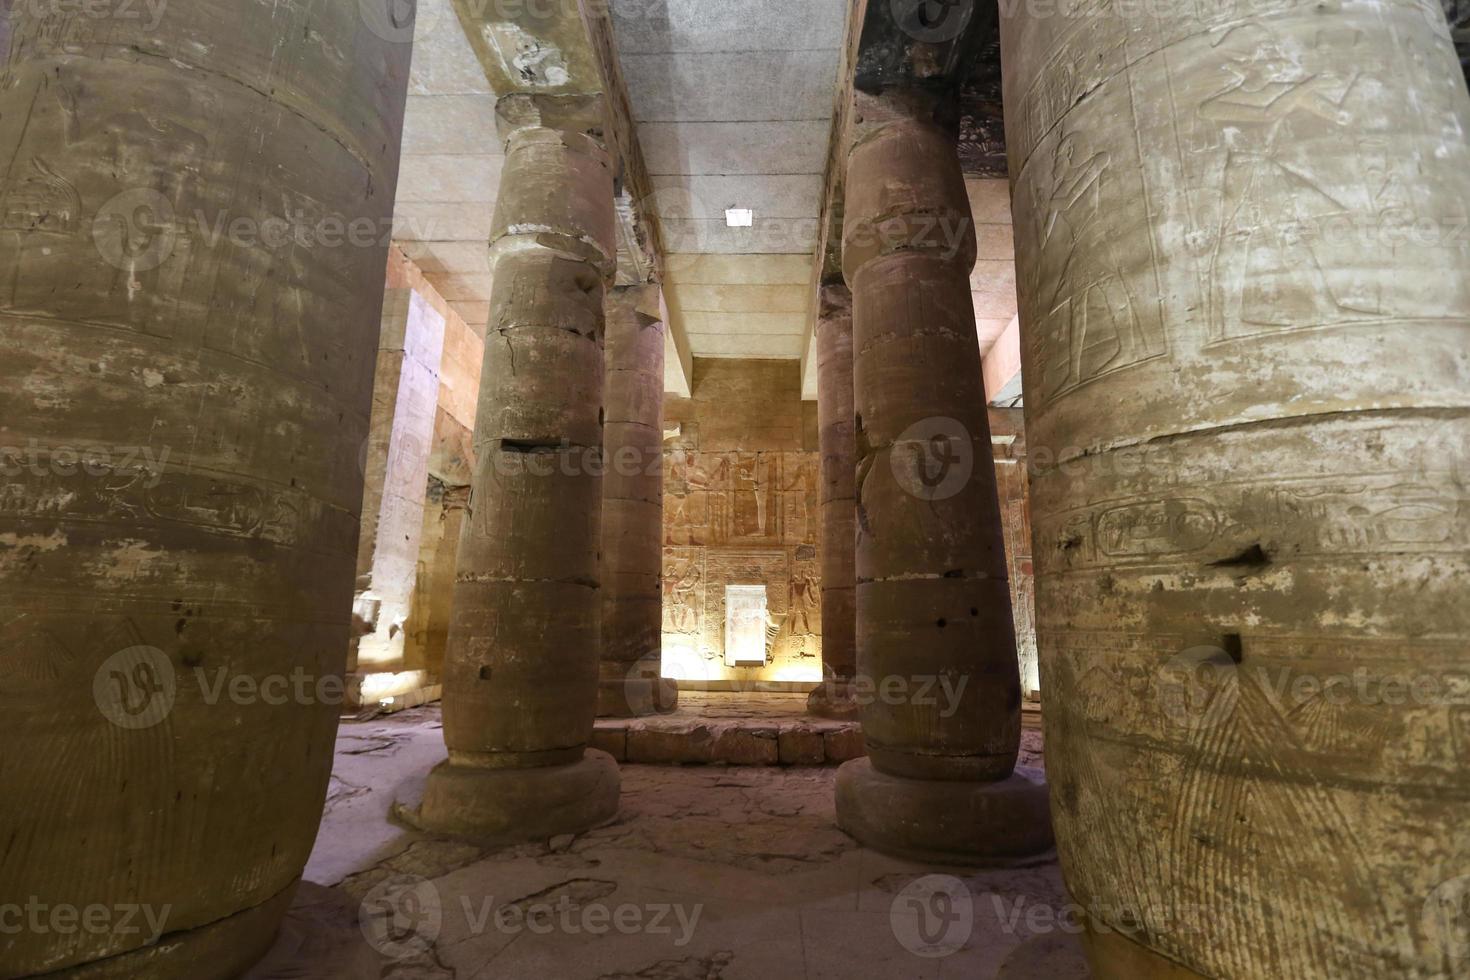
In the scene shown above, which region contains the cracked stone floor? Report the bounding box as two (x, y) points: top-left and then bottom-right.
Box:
(244, 705), (1091, 979)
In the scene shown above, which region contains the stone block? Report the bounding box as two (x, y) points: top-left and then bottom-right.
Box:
(778, 727), (825, 765)
(711, 725), (779, 765)
(589, 726), (628, 762)
(626, 724), (715, 764)
(823, 727), (866, 763)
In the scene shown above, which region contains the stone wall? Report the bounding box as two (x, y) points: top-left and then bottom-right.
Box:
(990, 408), (1039, 698)
(661, 358), (823, 683)
(347, 246), (482, 705)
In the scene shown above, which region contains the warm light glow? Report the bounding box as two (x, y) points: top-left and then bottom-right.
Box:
(724, 207), (753, 227)
(357, 669), (428, 704)
(661, 639), (720, 681)
(769, 661), (823, 683)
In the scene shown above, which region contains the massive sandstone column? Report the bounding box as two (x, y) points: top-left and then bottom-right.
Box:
(807, 283), (859, 720)
(832, 94), (1052, 862)
(410, 95), (621, 840)
(1002, 2), (1470, 976)
(597, 284), (677, 717)
(0, 3), (407, 976)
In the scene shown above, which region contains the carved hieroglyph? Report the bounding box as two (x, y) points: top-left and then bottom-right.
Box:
(1003, 0), (1470, 974)
(0, 3), (408, 975)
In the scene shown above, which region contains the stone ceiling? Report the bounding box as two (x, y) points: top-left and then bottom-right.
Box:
(391, 0), (502, 339)
(386, 0), (1015, 384)
(610, 0), (847, 360)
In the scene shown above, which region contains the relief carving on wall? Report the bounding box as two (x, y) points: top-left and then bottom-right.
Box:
(662, 450), (822, 679)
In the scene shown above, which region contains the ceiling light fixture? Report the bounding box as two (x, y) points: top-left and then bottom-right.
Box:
(725, 207), (754, 228)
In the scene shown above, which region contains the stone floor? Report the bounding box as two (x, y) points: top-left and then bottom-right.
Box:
(589, 691), (1045, 768)
(245, 705), (1088, 979)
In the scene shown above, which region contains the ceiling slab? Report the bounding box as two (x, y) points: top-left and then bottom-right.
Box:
(388, 0), (502, 338)
(638, 121), (831, 175)
(612, 0), (843, 363)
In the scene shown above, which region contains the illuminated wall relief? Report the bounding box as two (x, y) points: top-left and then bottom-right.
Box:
(660, 359), (823, 683)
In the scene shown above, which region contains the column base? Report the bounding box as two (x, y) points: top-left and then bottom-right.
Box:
(46, 879), (297, 979)
(597, 675), (679, 717)
(834, 758), (1053, 865)
(1081, 917), (1209, 979)
(399, 749), (621, 844)
(806, 678), (859, 720)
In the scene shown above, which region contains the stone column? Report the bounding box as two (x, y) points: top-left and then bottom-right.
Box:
(1002, 3), (1470, 977)
(409, 94), (620, 841)
(0, 3), (407, 976)
(598, 284), (677, 717)
(832, 94), (1052, 863)
(807, 283), (859, 719)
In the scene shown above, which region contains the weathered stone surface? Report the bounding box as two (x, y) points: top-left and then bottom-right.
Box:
(589, 726), (629, 762)
(842, 105), (1020, 782)
(778, 727), (826, 765)
(806, 678), (861, 721)
(835, 760), (1053, 866)
(626, 723), (716, 765)
(822, 727), (867, 763)
(711, 725), (780, 766)
(814, 284), (858, 707)
(257, 705), (1080, 978)
(353, 288), (446, 677)
(437, 122), (612, 760)
(598, 692), (862, 766)
(599, 284), (676, 717)
(407, 750), (621, 846)
(0, 3), (408, 974)
(423, 97), (621, 836)
(1002, 1), (1470, 976)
